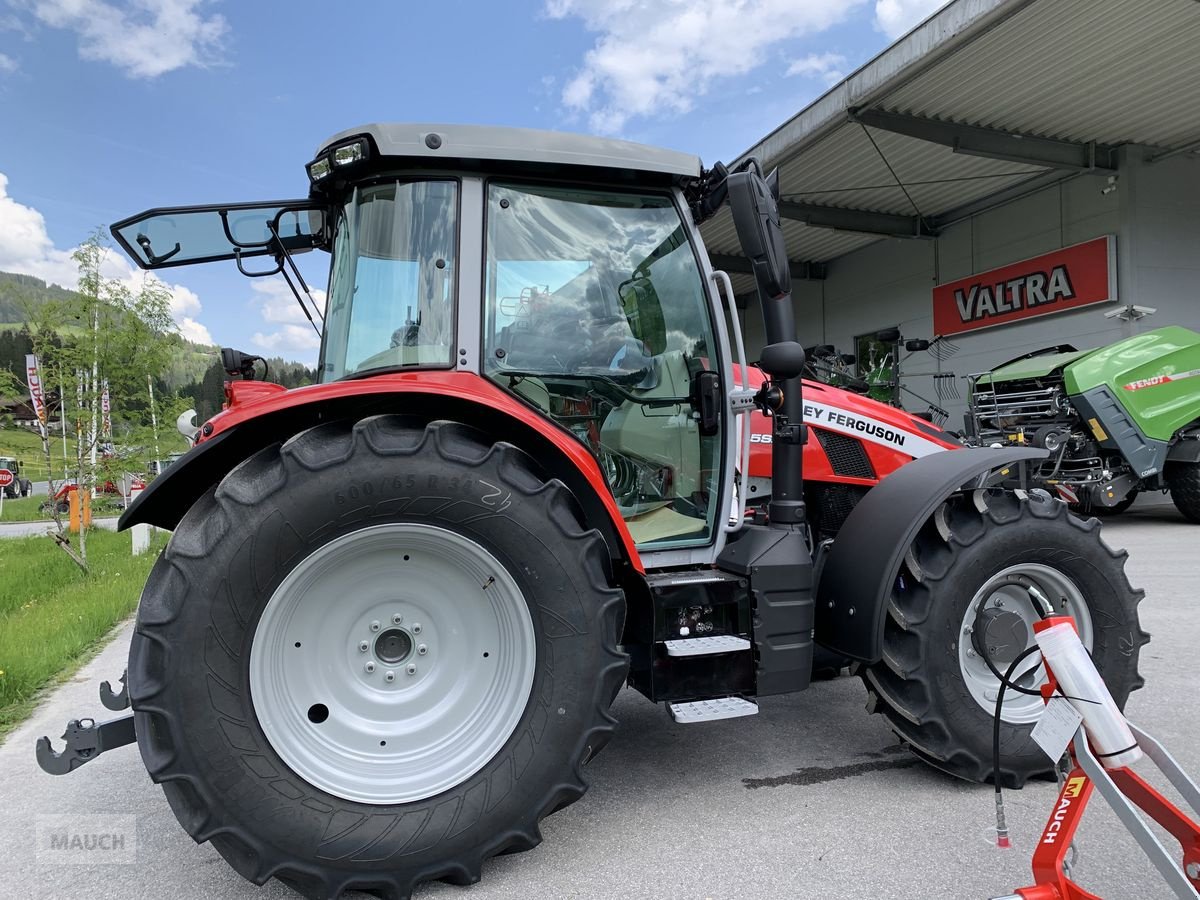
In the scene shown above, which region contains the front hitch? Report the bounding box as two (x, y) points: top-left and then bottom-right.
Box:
(35, 715), (136, 775)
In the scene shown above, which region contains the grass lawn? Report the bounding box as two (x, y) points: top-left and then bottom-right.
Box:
(0, 493), (125, 523)
(0, 426), (81, 482)
(0, 527), (167, 739)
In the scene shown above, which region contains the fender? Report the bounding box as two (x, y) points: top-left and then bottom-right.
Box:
(122, 371), (644, 572)
(1166, 435), (1200, 464)
(814, 446), (1048, 661)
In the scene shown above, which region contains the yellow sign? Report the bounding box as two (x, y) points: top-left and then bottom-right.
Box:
(1063, 776), (1086, 799)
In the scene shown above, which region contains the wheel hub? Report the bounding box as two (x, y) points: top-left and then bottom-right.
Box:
(972, 607), (1031, 667)
(374, 627), (414, 665)
(249, 523), (537, 805)
(958, 563), (1094, 725)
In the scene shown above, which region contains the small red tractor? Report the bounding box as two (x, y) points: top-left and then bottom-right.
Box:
(37, 125), (1147, 899)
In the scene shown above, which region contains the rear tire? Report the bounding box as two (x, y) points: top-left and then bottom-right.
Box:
(1167, 461), (1200, 522)
(862, 491), (1148, 786)
(128, 417), (628, 899)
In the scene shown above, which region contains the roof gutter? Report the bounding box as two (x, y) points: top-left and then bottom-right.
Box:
(735, 0), (1040, 171)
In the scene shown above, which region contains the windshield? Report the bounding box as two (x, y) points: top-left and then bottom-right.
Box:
(321, 180), (458, 379)
(484, 182), (720, 548)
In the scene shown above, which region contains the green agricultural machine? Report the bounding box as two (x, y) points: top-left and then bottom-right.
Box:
(966, 325), (1200, 519)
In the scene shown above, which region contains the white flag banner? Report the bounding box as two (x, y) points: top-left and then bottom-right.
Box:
(25, 353), (48, 436)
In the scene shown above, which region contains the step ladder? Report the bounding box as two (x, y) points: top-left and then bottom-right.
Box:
(663, 635), (751, 657)
(667, 696), (759, 723)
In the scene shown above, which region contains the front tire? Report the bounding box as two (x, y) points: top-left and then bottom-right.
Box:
(1167, 461), (1200, 522)
(862, 491), (1148, 786)
(128, 417), (628, 899)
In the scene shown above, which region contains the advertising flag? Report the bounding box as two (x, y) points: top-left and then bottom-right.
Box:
(25, 353), (48, 436)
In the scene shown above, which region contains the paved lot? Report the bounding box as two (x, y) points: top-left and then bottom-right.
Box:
(0, 494), (1195, 899)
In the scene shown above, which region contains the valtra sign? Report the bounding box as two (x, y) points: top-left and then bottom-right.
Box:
(933, 236), (1116, 336)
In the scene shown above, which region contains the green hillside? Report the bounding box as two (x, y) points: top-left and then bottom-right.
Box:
(0, 270), (317, 424)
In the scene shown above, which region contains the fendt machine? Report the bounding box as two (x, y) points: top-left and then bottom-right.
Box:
(37, 125), (1147, 899)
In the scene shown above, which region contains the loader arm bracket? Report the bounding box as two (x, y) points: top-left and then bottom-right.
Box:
(814, 447), (1048, 662)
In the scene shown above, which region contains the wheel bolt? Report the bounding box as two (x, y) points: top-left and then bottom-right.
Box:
(417, 644), (428, 656)
(392, 614), (403, 625)
(359, 640), (369, 652)
(365, 661), (376, 673)
(370, 620), (381, 632)
(412, 623), (423, 635)
(384, 670), (395, 683)
(966, 648), (976, 658)
(406, 663), (417, 675)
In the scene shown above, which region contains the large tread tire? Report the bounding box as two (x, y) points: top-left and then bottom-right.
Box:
(862, 491), (1148, 787)
(127, 417), (628, 900)
(1167, 461), (1200, 523)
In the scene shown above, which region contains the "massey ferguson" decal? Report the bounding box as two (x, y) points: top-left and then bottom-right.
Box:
(801, 400), (949, 458)
(1123, 368), (1200, 392)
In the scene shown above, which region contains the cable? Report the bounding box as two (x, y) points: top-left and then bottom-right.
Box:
(985, 584), (1053, 848)
(857, 123), (935, 236)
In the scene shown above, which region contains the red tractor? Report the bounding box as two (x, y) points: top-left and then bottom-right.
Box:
(37, 125), (1146, 900)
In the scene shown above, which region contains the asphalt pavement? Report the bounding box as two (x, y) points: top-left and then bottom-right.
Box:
(0, 493), (1195, 900)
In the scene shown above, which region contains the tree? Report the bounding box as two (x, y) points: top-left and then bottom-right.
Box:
(27, 231), (178, 571)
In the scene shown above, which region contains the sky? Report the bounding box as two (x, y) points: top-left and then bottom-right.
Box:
(0, 0), (948, 366)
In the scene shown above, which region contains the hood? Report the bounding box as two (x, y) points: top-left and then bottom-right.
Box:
(977, 348), (1092, 384)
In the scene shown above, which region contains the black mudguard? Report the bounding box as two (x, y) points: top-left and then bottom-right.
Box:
(120, 429), (233, 530)
(814, 446), (1048, 662)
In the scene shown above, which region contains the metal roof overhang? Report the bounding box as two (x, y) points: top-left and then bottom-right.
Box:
(702, 0), (1200, 297)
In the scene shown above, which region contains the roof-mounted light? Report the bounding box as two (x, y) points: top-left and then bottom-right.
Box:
(307, 157), (332, 183)
(332, 140), (366, 166)
(306, 137), (371, 186)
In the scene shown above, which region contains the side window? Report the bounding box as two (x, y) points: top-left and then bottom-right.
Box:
(321, 181), (458, 379)
(483, 182), (722, 549)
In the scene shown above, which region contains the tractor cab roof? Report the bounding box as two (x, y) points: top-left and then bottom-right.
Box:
(312, 123), (703, 189)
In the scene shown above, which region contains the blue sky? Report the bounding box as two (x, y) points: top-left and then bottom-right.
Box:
(0, 0), (945, 365)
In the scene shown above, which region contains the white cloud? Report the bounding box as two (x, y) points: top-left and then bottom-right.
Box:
(0, 53), (16, 74)
(0, 170), (214, 344)
(248, 280), (324, 360)
(546, 0), (866, 134)
(30, 0), (227, 79)
(251, 324), (321, 356)
(785, 52), (847, 85)
(874, 0), (950, 39)
(251, 278), (326, 325)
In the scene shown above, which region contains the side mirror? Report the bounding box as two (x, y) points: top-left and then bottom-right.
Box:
(726, 168), (790, 301)
(905, 339), (930, 352)
(840, 353), (856, 365)
(876, 327), (901, 344)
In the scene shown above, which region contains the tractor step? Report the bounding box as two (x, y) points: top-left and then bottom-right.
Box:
(668, 696), (758, 723)
(663, 635), (751, 657)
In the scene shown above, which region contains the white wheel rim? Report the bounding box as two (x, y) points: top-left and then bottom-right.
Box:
(957, 563), (1094, 725)
(250, 523), (536, 804)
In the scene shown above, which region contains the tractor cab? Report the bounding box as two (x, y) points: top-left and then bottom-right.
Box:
(113, 125), (766, 553)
